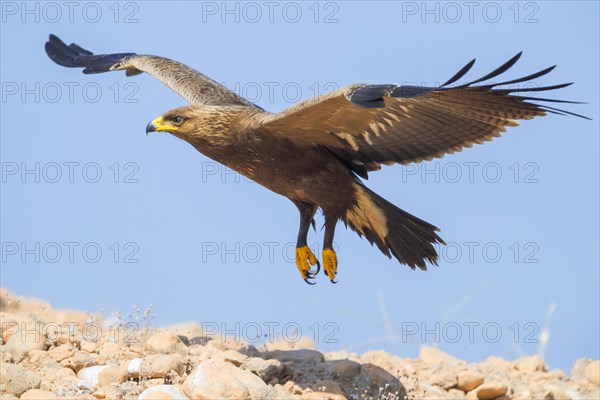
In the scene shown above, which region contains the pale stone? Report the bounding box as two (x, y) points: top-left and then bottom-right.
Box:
(419, 346), (461, 365)
(0, 363), (41, 396)
(430, 369), (457, 389)
(97, 366), (129, 386)
(183, 360), (276, 399)
(138, 385), (189, 400)
(139, 354), (184, 378)
(19, 389), (58, 399)
(144, 330), (185, 354)
(77, 365), (108, 388)
(586, 360), (600, 385)
(515, 355), (546, 373)
(476, 382), (508, 399)
(5, 323), (46, 362)
(457, 370), (485, 392)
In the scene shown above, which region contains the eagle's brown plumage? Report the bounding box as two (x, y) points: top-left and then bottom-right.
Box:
(45, 34), (588, 284)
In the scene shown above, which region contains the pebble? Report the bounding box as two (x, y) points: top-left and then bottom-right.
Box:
(515, 355), (547, 373)
(138, 354), (184, 378)
(241, 357), (284, 381)
(419, 346), (461, 365)
(77, 365), (108, 388)
(4, 324), (46, 362)
(475, 382), (509, 399)
(19, 389), (58, 399)
(183, 360), (276, 399)
(144, 330), (186, 354)
(457, 370), (485, 392)
(0, 363), (41, 396)
(138, 385), (189, 400)
(98, 366), (129, 386)
(585, 360), (600, 385)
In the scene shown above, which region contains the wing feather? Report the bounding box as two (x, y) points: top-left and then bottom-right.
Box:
(45, 34), (255, 107)
(259, 54), (588, 174)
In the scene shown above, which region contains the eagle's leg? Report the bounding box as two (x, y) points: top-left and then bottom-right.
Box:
(293, 201), (320, 285)
(322, 216), (338, 283)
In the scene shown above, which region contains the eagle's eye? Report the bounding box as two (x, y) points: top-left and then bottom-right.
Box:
(171, 116), (184, 125)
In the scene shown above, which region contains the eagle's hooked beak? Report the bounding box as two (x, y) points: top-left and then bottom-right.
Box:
(146, 116), (178, 134)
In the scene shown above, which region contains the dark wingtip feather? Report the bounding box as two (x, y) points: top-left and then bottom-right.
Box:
(441, 58), (476, 87)
(486, 65), (557, 88)
(457, 52), (523, 88)
(45, 34), (136, 73)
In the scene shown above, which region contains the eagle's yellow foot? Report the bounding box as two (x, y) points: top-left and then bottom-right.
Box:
(323, 248), (338, 283)
(296, 246), (320, 285)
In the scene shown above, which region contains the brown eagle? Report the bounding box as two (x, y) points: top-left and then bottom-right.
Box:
(45, 34), (587, 284)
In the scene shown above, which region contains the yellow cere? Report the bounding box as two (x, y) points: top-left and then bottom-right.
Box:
(153, 116), (178, 131)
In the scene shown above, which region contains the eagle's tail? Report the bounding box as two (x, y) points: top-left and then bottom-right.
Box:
(344, 183), (445, 270)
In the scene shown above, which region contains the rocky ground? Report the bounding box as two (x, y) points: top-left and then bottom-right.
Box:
(0, 289), (598, 400)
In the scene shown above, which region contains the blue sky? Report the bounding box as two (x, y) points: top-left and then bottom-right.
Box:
(1, 1), (598, 371)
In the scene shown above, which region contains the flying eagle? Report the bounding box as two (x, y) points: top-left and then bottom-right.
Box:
(45, 34), (587, 284)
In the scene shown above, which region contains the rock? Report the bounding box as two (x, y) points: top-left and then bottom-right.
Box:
(571, 358), (592, 380)
(183, 360), (276, 399)
(0, 312), (26, 343)
(447, 388), (467, 399)
(430, 369), (457, 389)
(144, 330), (186, 354)
(515, 355), (546, 373)
(139, 354), (184, 379)
(354, 363), (406, 399)
(457, 370), (485, 392)
(128, 358), (142, 376)
(267, 337), (316, 351)
(476, 382), (508, 399)
(48, 344), (76, 362)
(311, 380), (345, 396)
(0, 363), (41, 396)
(328, 359), (362, 380)
(19, 389), (58, 399)
(241, 357), (284, 382)
(77, 365), (108, 388)
(97, 342), (121, 359)
(586, 360), (600, 384)
(4, 323), (46, 362)
(61, 350), (98, 372)
(98, 366), (129, 386)
(481, 356), (512, 371)
(223, 349), (249, 366)
(419, 346), (461, 365)
(139, 385), (189, 399)
(265, 349), (325, 364)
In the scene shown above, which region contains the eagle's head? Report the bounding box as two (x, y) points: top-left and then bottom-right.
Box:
(145, 105), (250, 147)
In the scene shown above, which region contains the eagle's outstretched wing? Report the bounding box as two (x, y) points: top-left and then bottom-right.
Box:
(45, 34), (255, 108)
(259, 53), (589, 179)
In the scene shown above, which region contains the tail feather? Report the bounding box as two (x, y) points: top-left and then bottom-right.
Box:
(345, 184), (444, 270)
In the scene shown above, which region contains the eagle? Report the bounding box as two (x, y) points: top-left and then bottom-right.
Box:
(45, 34), (587, 284)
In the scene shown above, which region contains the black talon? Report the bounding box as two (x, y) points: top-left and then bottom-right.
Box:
(304, 277), (316, 285)
(329, 279), (338, 284)
(313, 259), (321, 276)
